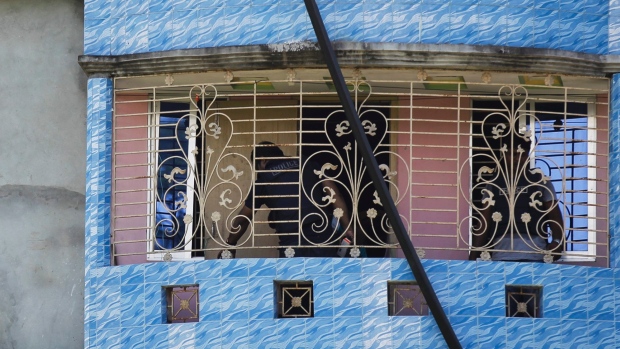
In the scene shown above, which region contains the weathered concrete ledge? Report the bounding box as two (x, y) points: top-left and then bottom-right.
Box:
(79, 42), (620, 78)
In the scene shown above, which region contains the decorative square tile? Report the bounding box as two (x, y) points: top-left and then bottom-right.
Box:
(164, 285), (199, 323)
(275, 280), (314, 318)
(388, 281), (428, 316)
(505, 285), (542, 318)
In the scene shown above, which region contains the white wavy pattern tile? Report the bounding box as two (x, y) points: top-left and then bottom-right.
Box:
(449, 275), (478, 316)
(560, 277), (588, 319)
(222, 259), (250, 278)
(144, 325), (168, 348)
(556, 11), (583, 51)
(587, 320), (615, 349)
(278, 319), (307, 348)
(168, 262), (195, 284)
(333, 274), (362, 317)
(169, 323), (195, 349)
(220, 279), (249, 321)
(85, 0), (111, 19)
(144, 283), (163, 325)
(613, 28), (620, 50)
(451, 316), (479, 349)
(477, 317), (506, 348)
(200, 281), (223, 322)
(248, 278), (273, 320)
(505, 318), (533, 349)
(125, 14), (149, 54)
(392, 3), (421, 43)
(252, 4), (280, 45)
(476, 277), (504, 317)
(587, 278), (614, 320)
(276, 258), (305, 279)
(333, 317), (363, 349)
(121, 285), (145, 327)
(221, 321), (249, 349)
(125, 0), (148, 16)
(247, 258), (276, 277)
(420, 3), (450, 43)
(450, 5), (478, 45)
(249, 320), (277, 349)
(362, 316), (392, 349)
(121, 327), (144, 349)
(361, 274), (388, 318)
(195, 321), (222, 349)
(220, 6), (253, 46)
(478, 5), (506, 46)
(505, 7), (533, 47)
(313, 275), (334, 318)
(364, 2), (393, 43)
(333, 2), (365, 42)
(172, 10), (198, 50)
(306, 318), (334, 349)
(148, 11), (173, 53)
(278, 3), (309, 43)
(84, 18), (111, 55)
(561, 319), (589, 348)
(96, 287), (121, 329)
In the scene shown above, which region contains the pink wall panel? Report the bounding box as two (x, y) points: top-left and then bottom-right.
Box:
(113, 95), (150, 264)
(396, 96), (471, 260)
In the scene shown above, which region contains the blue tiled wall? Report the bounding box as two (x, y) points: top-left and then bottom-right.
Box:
(85, 78), (114, 348)
(85, 258), (618, 349)
(83, 1), (620, 348)
(84, 0), (612, 56)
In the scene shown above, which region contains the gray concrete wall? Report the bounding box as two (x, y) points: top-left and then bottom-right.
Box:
(0, 1), (86, 348)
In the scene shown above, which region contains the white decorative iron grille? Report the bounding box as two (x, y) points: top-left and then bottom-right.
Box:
(111, 70), (608, 265)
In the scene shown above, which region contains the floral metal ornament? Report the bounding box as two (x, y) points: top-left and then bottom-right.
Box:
(459, 85), (565, 260)
(300, 84), (405, 252)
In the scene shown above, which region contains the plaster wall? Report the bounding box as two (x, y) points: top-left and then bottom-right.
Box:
(0, 0), (86, 348)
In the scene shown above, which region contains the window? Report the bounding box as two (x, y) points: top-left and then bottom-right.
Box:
(470, 96), (603, 261)
(111, 71), (608, 265)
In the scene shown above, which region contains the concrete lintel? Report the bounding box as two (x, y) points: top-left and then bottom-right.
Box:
(78, 42), (618, 78)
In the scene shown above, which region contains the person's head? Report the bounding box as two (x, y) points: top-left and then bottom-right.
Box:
(250, 141), (284, 170)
